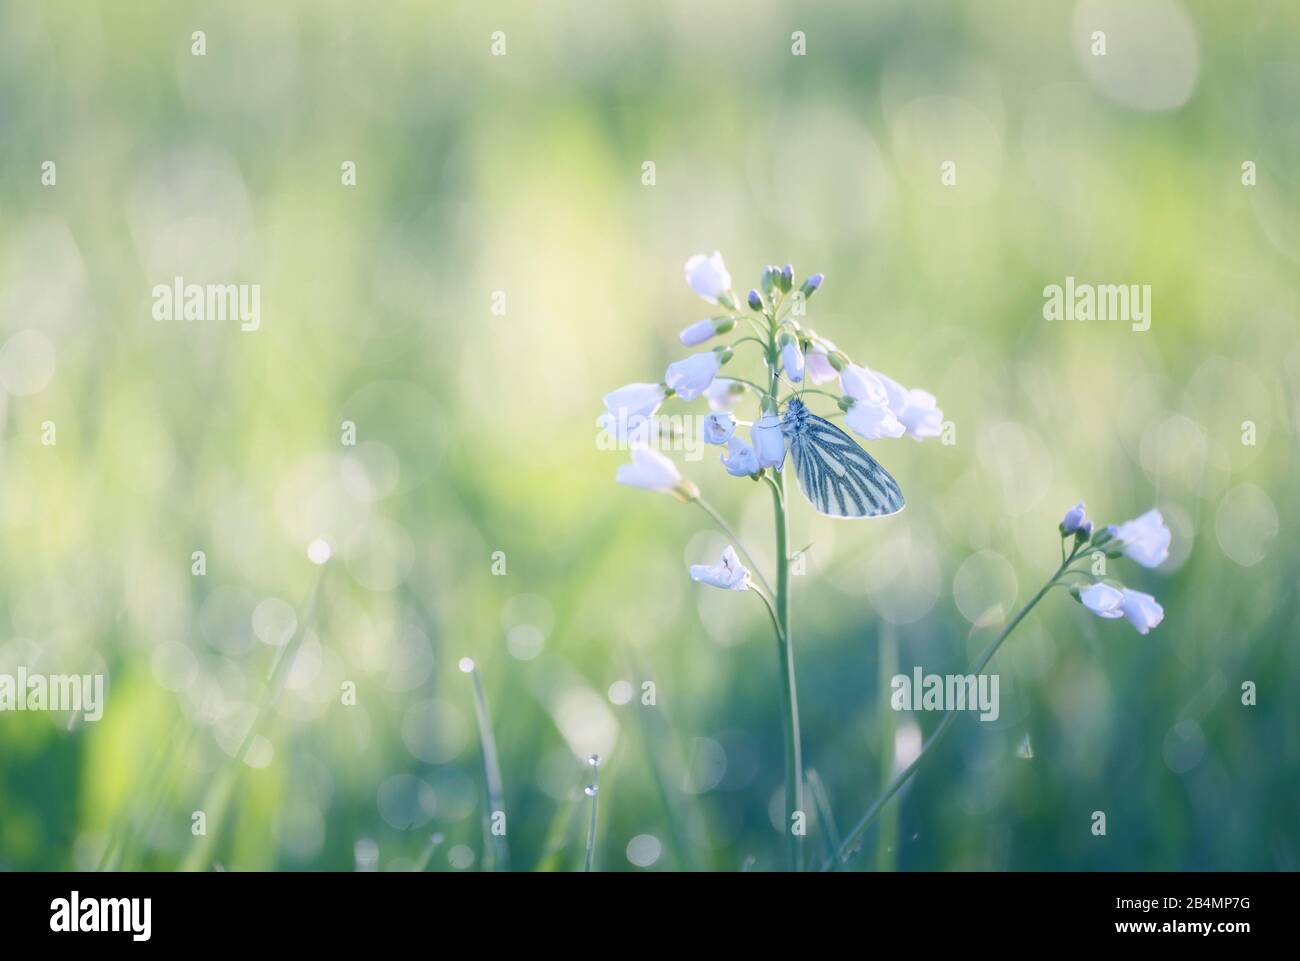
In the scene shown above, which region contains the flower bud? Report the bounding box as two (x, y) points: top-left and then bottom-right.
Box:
(761, 265), (777, 296)
(800, 273), (824, 300)
(678, 318), (716, 346)
(747, 288), (764, 312)
(1060, 501), (1087, 536)
(779, 265), (794, 292)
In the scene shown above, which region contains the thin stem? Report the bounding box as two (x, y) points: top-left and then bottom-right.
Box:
(772, 469), (804, 872)
(822, 546), (1083, 871)
(584, 756), (601, 873)
(465, 660), (510, 871)
(758, 296), (805, 872)
(750, 584), (784, 642)
(692, 497), (774, 597)
(730, 336), (769, 351)
(726, 377), (771, 397)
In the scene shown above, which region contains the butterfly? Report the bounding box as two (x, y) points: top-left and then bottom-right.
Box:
(780, 396), (904, 518)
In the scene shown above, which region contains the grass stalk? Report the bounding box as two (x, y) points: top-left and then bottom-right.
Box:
(462, 657), (510, 871)
(583, 754), (601, 872)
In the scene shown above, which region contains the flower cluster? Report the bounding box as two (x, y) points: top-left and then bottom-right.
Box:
(1063, 504), (1171, 634)
(603, 251), (944, 502)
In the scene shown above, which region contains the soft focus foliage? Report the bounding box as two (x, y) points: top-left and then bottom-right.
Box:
(0, 0), (1297, 871)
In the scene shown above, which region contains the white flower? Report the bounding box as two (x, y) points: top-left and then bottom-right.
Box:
(704, 377), (744, 412)
(751, 414), (786, 469)
(876, 372), (943, 442)
(1079, 583), (1125, 619)
(702, 412), (736, 445)
(616, 446), (684, 493)
(1061, 502), (1088, 534)
(782, 341), (805, 382)
(665, 351), (721, 401)
(689, 545), (750, 591)
(843, 398), (905, 440)
(679, 318), (717, 346)
(1120, 589), (1164, 634)
(1114, 509), (1171, 568)
(603, 382), (666, 420)
(804, 338), (839, 385)
(721, 436), (759, 476)
(684, 251), (732, 304)
(839, 363), (889, 407)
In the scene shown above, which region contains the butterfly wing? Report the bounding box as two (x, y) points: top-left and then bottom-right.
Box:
(788, 407), (905, 518)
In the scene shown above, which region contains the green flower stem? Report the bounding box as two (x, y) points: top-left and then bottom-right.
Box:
(727, 377), (771, 397)
(760, 295), (804, 872)
(821, 543), (1085, 871)
(772, 461), (804, 872)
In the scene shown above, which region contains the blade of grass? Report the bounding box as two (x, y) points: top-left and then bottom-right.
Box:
(875, 625), (900, 873)
(412, 832), (445, 872)
(461, 657), (509, 871)
(806, 768), (841, 871)
(583, 754), (601, 872)
(181, 556), (329, 871)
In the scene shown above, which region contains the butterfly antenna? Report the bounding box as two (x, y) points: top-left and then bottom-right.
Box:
(773, 365), (802, 406)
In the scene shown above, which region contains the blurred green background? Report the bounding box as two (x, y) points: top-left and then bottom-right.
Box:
(0, 0), (1297, 871)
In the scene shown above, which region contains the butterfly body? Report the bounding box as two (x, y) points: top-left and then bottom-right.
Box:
(781, 397), (905, 518)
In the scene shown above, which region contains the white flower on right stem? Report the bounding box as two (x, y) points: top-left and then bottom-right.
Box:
(1114, 509), (1171, 568)
(1120, 589), (1164, 634)
(1079, 583), (1125, 619)
(689, 545), (750, 591)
